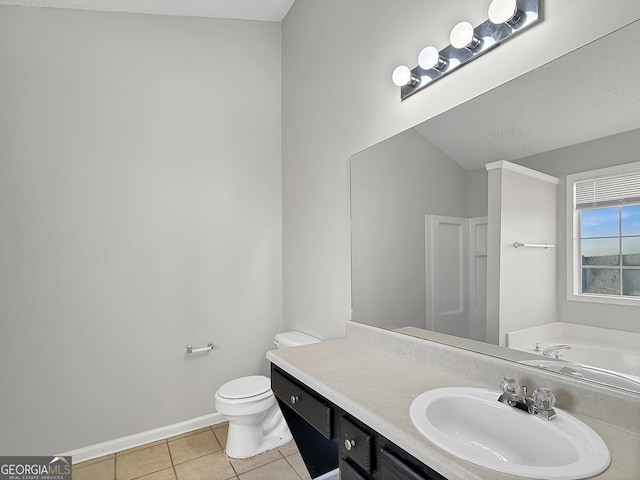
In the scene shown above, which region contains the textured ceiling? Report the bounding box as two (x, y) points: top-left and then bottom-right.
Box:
(0, 0), (295, 21)
(414, 20), (640, 171)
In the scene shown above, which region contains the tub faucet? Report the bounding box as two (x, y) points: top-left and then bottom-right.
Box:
(498, 377), (557, 421)
(542, 344), (571, 358)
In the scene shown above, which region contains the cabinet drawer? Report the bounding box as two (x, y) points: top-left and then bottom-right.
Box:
(271, 368), (333, 439)
(340, 416), (373, 474)
(380, 448), (447, 480)
(340, 459), (370, 480)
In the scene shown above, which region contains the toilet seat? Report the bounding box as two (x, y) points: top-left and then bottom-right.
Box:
(217, 375), (271, 401)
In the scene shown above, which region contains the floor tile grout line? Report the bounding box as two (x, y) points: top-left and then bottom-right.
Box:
(116, 440), (167, 460)
(129, 465), (175, 480)
(166, 426), (216, 445)
(165, 437), (175, 467)
(229, 450), (289, 477)
(172, 449), (225, 468)
(72, 454), (115, 470)
(282, 453), (305, 480)
(123, 440), (174, 480)
(166, 427), (226, 472)
(166, 436), (178, 480)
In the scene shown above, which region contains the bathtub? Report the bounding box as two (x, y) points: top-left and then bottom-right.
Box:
(518, 359), (640, 393)
(506, 322), (640, 380)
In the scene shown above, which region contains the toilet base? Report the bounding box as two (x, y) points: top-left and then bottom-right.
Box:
(225, 415), (292, 459)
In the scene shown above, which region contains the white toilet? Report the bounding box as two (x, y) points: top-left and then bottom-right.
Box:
(214, 331), (321, 459)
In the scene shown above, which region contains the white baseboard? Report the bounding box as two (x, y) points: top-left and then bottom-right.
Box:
(60, 412), (226, 464)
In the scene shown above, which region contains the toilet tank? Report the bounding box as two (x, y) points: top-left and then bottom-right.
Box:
(274, 331), (321, 349)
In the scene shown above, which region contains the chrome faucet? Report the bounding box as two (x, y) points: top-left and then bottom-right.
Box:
(498, 377), (557, 420)
(542, 344), (571, 358)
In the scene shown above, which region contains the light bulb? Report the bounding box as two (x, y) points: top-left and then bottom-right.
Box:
(488, 0), (519, 24)
(418, 46), (446, 70)
(392, 65), (413, 87)
(450, 21), (480, 50)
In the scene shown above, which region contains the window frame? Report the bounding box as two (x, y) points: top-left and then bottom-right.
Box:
(566, 161), (640, 306)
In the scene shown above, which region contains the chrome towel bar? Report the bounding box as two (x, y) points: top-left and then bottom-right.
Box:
(513, 242), (555, 249)
(187, 342), (214, 354)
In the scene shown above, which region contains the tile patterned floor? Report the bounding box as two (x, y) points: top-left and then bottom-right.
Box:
(72, 423), (311, 480)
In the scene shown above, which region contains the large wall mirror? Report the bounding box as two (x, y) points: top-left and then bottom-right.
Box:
(350, 20), (640, 394)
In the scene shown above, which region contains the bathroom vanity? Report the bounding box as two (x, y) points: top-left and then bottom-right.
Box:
(272, 365), (445, 479)
(267, 322), (640, 480)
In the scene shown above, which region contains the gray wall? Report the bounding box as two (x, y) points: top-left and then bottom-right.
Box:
(0, 6), (282, 454)
(350, 129), (468, 329)
(515, 128), (640, 333)
(281, 0), (640, 341)
(467, 168), (489, 219)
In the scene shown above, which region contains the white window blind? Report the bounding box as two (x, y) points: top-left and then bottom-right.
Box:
(575, 170), (640, 209)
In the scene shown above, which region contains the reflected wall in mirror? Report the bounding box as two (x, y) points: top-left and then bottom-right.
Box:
(350, 20), (640, 393)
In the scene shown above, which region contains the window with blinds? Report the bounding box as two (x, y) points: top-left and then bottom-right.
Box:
(575, 170), (640, 210)
(570, 164), (640, 299)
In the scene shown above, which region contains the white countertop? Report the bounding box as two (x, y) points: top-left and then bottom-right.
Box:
(267, 336), (640, 480)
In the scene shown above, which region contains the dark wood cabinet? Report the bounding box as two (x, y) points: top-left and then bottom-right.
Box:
(341, 458), (371, 480)
(271, 367), (338, 479)
(272, 367), (333, 439)
(271, 365), (447, 480)
(339, 414), (374, 474)
(379, 446), (446, 480)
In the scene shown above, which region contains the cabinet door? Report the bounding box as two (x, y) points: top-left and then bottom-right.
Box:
(340, 459), (371, 480)
(340, 415), (374, 474)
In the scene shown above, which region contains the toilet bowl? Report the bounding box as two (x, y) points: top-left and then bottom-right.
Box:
(214, 331), (321, 459)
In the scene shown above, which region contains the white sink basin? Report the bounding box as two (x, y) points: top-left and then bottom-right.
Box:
(410, 387), (610, 479)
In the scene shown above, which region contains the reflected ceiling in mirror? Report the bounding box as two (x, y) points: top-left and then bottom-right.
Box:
(415, 20), (640, 171)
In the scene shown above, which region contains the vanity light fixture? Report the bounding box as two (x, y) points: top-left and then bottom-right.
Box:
(393, 0), (540, 100)
(418, 46), (448, 70)
(488, 0), (521, 25)
(450, 22), (482, 50)
(392, 65), (419, 87)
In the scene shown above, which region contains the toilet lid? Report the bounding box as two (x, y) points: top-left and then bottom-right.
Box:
(217, 375), (271, 400)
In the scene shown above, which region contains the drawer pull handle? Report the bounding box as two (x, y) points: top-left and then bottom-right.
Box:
(344, 438), (356, 451)
(290, 395), (299, 404)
